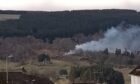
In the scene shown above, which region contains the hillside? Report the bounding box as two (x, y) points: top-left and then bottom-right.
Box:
(0, 9), (140, 41)
(0, 9), (138, 84)
(0, 14), (20, 21)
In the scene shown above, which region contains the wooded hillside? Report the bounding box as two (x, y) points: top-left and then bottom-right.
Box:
(0, 9), (140, 41)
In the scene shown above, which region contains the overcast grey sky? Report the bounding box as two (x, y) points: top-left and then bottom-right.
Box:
(0, 0), (140, 11)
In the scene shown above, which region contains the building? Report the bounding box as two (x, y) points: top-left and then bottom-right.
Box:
(0, 72), (54, 84)
(129, 66), (140, 84)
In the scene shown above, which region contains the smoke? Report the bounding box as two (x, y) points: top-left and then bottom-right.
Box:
(66, 24), (140, 55)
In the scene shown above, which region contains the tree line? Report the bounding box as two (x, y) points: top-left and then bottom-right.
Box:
(69, 65), (124, 84)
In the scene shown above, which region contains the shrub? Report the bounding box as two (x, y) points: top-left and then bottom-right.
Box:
(59, 69), (68, 75)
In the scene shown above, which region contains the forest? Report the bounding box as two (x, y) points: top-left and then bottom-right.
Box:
(0, 9), (140, 41)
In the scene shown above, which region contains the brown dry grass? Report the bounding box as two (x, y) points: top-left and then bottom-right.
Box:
(55, 78), (71, 84)
(115, 68), (132, 84)
(0, 59), (134, 84)
(0, 59), (74, 82)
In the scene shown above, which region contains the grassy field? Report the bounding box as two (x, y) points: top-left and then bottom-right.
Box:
(0, 59), (73, 82)
(0, 14), (20, 21)
(0, 59), (134, 84)
(115, 68), (133, 84)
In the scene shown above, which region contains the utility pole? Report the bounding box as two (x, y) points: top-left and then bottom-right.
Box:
(6, 55), (8, 84)
(6, 54), (13, 84)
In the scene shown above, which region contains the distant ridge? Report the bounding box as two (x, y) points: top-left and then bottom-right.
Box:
(0, 9), (138, 14)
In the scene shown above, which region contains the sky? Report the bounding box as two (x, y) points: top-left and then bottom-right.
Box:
(0, 0), (140, 11)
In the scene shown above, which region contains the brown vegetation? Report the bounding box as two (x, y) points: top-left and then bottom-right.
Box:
(0, 35), (136, 84)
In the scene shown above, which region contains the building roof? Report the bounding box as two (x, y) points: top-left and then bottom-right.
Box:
(0, 72), (54, 84)
(129, 66), (140, 76)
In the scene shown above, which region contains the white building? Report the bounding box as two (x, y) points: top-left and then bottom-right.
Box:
(130, 66), (140, 84)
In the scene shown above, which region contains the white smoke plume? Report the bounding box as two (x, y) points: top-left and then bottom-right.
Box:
(66, 24), (140, 55)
